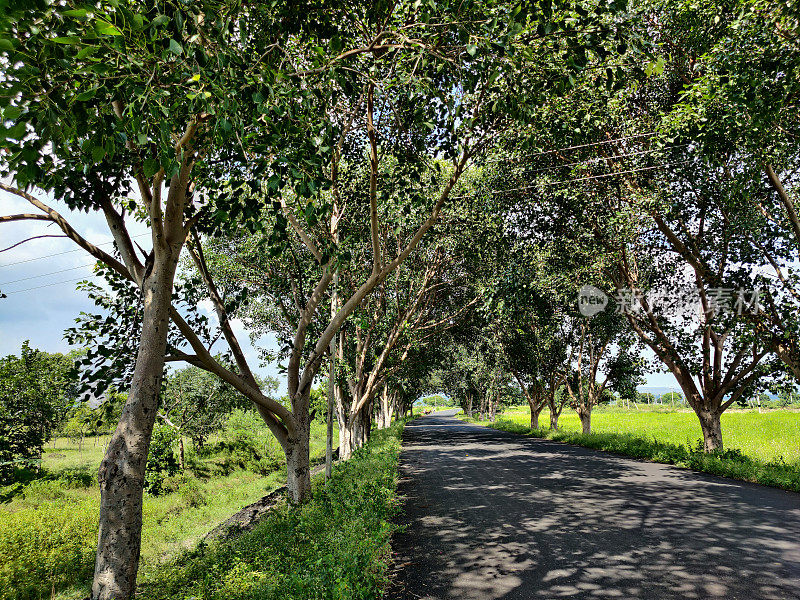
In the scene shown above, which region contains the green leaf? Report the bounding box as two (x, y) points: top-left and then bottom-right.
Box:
(92, 145), (106, 163)
(52, 36), (82, 45)
(62, 9), (89, 18)
(466, 44), (477, 57)
(169, 39), (183, 55)
(143, 158), (160, 178)
(96, 21), (123, 36)
(3, 106), (21, 121)
(76, 87), (100, 101)
(0, 38), (14, 52)
(76, 45), (98, 59)
(7, 122), (26, 139)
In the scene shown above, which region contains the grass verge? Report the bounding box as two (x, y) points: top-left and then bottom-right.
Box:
(460, 414), (800, 493)
(0, 414), (337, 600)
(136, 420), (406, 600)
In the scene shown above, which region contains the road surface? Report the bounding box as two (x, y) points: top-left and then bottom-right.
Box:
(390, 411), (800, 599)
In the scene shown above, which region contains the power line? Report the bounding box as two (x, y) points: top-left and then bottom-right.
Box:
(2, 275), (91, 294)
(1, 160), (687, 294)
(0, 261), (98, 286)
(519, 145), (687, 177)
(482, 132), (658, 163)
(405, 143), (684, 196)
(450, 160), (690, 199)
(0, 233), (150, 268)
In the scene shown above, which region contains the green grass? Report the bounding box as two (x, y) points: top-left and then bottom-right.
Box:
(0, 419), (338, 600)
(460, 406), (800, 492)
(489, 405), (800, 462)
(137, 420), (407, 600)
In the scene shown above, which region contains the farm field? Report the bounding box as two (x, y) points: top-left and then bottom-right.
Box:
(493, 405), (800, 463)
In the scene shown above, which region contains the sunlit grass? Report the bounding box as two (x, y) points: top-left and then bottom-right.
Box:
(493, 405), (800, 462)
(461, 406), (800, 492)
(2, 423), (337, 600)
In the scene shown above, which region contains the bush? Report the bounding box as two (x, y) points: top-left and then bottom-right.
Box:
(0, 499), (97, 600)
(161, 473), (208, 509)
(145, 424), (180, 495)
(138, 421), (406, 600)
(213, 410), (284, 476)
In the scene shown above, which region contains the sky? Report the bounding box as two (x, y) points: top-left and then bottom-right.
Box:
(0, 187), (288, 394)
(0, 187), (677, 396)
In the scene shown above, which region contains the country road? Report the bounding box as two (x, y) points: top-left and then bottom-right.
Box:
(389, 411), (800, 600)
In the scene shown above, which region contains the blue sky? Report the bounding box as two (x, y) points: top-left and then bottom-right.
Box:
(1, 187), (677, 396)
(0, 187), (288, 393)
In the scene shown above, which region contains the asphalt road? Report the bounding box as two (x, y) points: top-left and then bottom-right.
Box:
(389, 411), (800, 600)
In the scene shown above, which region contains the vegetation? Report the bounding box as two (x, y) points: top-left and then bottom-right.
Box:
(136, 420), (406, 600)
(0, 0), (798, 598)
(0, 407), (334, 600)
(461, 406), (800, 491)
(0, 343), (79, 482)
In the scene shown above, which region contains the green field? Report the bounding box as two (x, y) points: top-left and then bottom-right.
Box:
(493, 405), (800, 463)
(0, 421), (337, 600)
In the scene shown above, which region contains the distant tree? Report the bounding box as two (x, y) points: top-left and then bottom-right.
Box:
(422, 395), (447, 407)
(61, 390), (126, 450)
(0, 342), (77, 482)
(161, 366), (266, 467)
(637, 392), (656, 405)
(660, 392), (683, 405)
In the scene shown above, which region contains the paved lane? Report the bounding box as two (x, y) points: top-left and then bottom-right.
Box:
(390, 412), (800, 599)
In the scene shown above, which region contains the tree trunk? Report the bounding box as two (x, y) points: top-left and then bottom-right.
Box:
(285, 404), (311, 503)
(339, 418), (354, 460)
(466, 391), (473, 418)
(92, 255), (177, 600)
(377, 386), (391, 429)
(528, 402), (543, 429)
(358, 399), (372, 446)
(578, 408), (591, 434)
(696, 408), (723, 452)
(550, 409), (559, 431)
(178, 437), (185, 470)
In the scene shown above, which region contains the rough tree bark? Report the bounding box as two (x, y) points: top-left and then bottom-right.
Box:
(697, 407), (723, 452)
(285, 392), (312, 501)
(92, 236), (182, 600)
(577, 408), (591, 435)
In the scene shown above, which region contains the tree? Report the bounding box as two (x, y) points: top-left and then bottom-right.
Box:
(653, 0), (800, 381)
(161, 365), (259, 467)
(0, 3), (310, 597)
(660, 391), (683, 405)
(0, 342), (77, 482)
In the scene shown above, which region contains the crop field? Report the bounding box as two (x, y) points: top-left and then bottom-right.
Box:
(493, 406), (800, 463)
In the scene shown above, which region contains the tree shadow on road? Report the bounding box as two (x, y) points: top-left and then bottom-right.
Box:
(389, 416), (800, 600)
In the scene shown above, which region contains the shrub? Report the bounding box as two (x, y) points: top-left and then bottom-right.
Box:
(145, 424), (180, 495)
(161, 473), (209, 509)
(0, 499), (97, 600)
(138, 421), (406, 600)
(213, 410), (284, 475)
